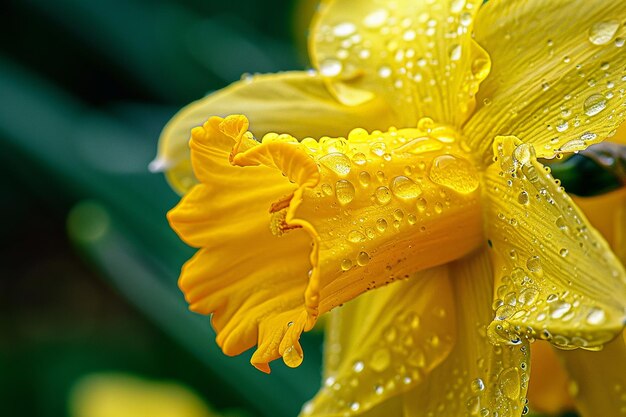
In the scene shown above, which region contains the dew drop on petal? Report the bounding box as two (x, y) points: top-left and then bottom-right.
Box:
(352, 360), (365, 373)
(347, 230), (366, 243)
(586, 307), (606, 325)
(357, 251), (371, 266)
(319, 153), (352, 175)
(513, 144), (532, 165)
(359, 171), (371, 187)
(499, 367), (521, 400)
(375, 186), (392, 204)
(391, 176), (422, 199)
(429, 155), (479, 194)
(584, 94), (608, 116)
(341, 258), (353, 271)
(416, 197), (428, 212)
(449, 44), (462, 61)
(352, 152), (367, 165)
(282, 345), (303, 368)
(470, 378), (485, 393)
(518, 191), (529, 205)
(363, 8), (389, 29)
(588, 20), (620, 45)
(335, 179), (356, 204)
(450, 0), (466, 13)
(376, 218), (387, 232)
(333, 22), (357, 37)
(378, 65), (392, 78)
(320, 59), (343, 77)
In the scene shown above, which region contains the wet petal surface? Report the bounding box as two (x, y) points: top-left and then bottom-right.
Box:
(484, 136), (626, 350)
(466, 0), (626, 160)
(310, 0), (490, 127)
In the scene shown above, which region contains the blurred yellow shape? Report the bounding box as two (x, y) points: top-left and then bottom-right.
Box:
(70, 373), (216, 417)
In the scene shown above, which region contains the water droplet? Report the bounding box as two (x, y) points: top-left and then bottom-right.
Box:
(370, 142), (387, 156)
(352, 360), (365, 373)
(514, 144), (532, 165)
(450, 0), (466, 13)
(407, 214), (417, 225)
(460, 12), (472, 27)
(559, 248), (569, 257)
(359, 171), (371, 187)
(390, 176), (422, 199)
(347, 230), (366, 243)
(586, 307), (606, 325)
(466, 396), (481, 415)
(551, 301), (572, 319)
(434, 202), (443, 214)
(282, 345), (303, 367)
(363, 8), (389, 29)
(584, 94), (608, 116)
(429, 155), (479, 194)
(588, 20), (620, 45)
(449, 44), (462, 61)
(352, 152), (367, 165)
(375, 186), (392, 204)
(341, 259), (353, 271)
(335, 180), (356, 205)
(376, 218), (388, 232)
(374, 385), (384, 395)
(519, 288), (539, 305)
(348, 128), (369, 141)
(580, 131), (598, 142)
(412, 200), (426, 215)
(333, 22), (357, 37)
(518, 191), (529, 205)
(320, 59), (343, 77)
(499, 367), (521, 399)
(526, 256), (543, 276)
(349, 402), (360, 412)
(357, 251), (370, 266)
(319, 153), (352, 175)
(378, 66), (392, 78)
(369, 347), (391, 371)
(321, 183), (333, 196)
(556, 120), (569, 132)
(471, 378), (485, 393)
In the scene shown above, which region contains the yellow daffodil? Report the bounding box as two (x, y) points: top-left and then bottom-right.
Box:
(155, 0), (626, 416)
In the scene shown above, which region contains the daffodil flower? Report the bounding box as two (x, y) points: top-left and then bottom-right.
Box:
(155, 0), (626, 416)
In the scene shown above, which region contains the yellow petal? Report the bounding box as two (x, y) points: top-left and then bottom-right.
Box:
(404, 249), (531, 417)
(484, 136), (626, 350)
(559, 334), (626, 417)
(303, 268), (455, 417)
(155, 71), (394, 194)
(168, 116), (313, 373)
(526, 341), (575, 415)
(573, 188), (626, 254)
(233, 117), (484, 326)
(465, 1), (626, 160)
(310, 0), (490, 127)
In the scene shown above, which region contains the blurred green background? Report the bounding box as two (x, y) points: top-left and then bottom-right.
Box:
(0, 1), (323, 416)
